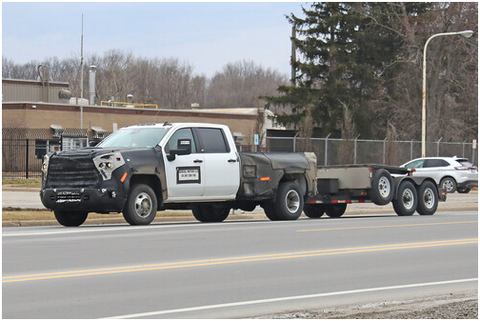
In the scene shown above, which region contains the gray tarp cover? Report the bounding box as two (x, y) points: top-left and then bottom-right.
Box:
(237, 152), (317, 200)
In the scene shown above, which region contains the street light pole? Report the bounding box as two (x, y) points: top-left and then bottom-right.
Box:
(421, 30), (474, 158)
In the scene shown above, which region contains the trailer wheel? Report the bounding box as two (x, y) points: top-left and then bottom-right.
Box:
(325, 204), (347, 218)
(416, 181), (438, 215)
(192, 205), (230, 222)
(370, 169), (394, 205)
(54, 211), (88, 227)
(392, 180), (417, 216)
(123, 184), (157, 225)
(263, 182), (304, 221)
(304, 204), (325, 218)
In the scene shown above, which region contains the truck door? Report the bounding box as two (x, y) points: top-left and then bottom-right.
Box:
(196, 127), (240, 199)
(163, 128), (205, 200)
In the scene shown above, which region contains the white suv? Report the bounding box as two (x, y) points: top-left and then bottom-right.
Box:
(401, 157), (478, 193)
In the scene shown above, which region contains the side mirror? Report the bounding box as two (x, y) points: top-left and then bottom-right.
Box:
(167, 139), (192, 161)
(89, 141), (98, 147)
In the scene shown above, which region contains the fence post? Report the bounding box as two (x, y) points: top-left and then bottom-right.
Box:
(325, 133), (331, 166)
(436, 137), (443, 157)
(25, 139), (29, 179)
(354, 135), (360, 165)
(383, 137), (387, 164)
(462, 139), (467, 158)
(293, 133), (298, 152)
(410, 140), (414, 160)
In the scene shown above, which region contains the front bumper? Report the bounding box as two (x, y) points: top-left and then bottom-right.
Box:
(40, 187), (126, 213)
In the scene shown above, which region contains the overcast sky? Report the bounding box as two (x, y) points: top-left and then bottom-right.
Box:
(2, 2), (306, 78)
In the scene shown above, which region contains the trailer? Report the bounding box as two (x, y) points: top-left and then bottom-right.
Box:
(304, 165), (447, 218)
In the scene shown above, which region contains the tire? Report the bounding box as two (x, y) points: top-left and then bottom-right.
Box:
(392, 180), (417, 216)
(457, 187), (472, 194)
(416, 181), (438, 215)
(54, 211), (88, 227)
(370, 169), (394, 205)
(192, 205), (230, 223)
(325, 204), (347, 218)
(261, 202), (279, 221)
(264, 182), (304, 221)
(304, 204), (325, 218)
(440, 177), (457, 193)
(123, 184), (157, 225)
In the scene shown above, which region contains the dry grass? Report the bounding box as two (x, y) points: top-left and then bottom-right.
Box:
(3, 178), (42, 189)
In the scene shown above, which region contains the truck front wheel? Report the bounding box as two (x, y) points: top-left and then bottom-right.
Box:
(54, 211), (88, 227)
(392, 180), (417, 216)
(123, 184), (157, 225)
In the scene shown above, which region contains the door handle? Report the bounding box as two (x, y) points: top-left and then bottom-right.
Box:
(228, 159), (237, 163)
(194, 159), (203, 163)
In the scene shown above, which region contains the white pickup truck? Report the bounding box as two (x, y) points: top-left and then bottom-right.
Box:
(40, 122), (445, 226)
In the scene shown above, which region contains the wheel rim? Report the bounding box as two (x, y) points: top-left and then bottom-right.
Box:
(402, 188), (414, 210)
(134, 192), (153, 217)
(285, 189), (300, 213)
(423, 188), (435, 209)
(442, 179), (454, 193)
(378, 177), (391, 198)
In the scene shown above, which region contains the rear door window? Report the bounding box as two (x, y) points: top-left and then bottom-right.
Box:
(424, 159), (449, 168)
(196, 128), (229, 153)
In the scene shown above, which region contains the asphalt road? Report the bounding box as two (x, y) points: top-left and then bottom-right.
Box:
(3, 210), (478, 318)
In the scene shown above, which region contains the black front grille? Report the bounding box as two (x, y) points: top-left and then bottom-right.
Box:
(47, 155), (101, 189)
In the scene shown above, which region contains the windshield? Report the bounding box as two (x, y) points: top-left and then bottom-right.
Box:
(97, 127), (169, 148)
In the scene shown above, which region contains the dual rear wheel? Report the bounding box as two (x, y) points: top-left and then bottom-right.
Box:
(262, 181), (304, 221)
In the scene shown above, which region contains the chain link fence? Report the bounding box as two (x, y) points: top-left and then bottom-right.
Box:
(265, 136), (477, 167)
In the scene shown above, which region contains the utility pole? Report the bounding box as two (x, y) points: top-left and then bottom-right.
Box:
(291, 25), (296, 87)
(80, 14), (84, 135)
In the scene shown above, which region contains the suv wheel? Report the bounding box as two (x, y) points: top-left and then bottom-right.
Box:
(440, 177), (457, 193)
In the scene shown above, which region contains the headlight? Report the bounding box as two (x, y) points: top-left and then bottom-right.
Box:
(42, 154), (50, 179)
(93, 152), (125, 180)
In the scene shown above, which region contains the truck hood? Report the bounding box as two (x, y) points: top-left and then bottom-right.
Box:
(51, 147), (154, 159)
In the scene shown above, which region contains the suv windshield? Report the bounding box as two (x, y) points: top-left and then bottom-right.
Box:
(97, 127), (169, 148)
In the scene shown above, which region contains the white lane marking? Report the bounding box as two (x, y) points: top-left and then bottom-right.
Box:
(1, 220), (275, 237)
(102, 278), (478, 319)
(3, 210), (478, 237)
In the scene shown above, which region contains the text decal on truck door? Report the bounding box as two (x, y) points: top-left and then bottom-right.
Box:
(177, 167), (201, 184)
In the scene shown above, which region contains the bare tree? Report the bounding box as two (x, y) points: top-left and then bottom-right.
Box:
(206, 60), (288, 108)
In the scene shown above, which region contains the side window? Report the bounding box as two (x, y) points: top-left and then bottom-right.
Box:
(440, 160), (450, 167)
(424, 159), (447, 168)
(165, 128), (197, 153)
(197, 128), (229, 153)
(405, 160), (424, 169)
